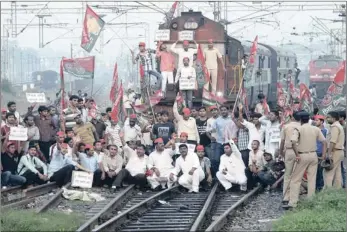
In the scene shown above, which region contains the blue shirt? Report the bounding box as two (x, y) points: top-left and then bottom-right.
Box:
(78, 153), (99, 173)
(212, 116), (231, 144)
(316, 127), (327, 155)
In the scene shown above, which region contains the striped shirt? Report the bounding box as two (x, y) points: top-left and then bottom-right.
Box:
(63, 107), (81, 129)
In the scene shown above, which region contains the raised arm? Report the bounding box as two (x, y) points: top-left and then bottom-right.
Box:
(170, 40), (179, 54)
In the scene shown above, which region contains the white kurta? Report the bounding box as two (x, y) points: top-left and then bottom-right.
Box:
(171, 152), (205, 192)
(216, 141), (247, 190)
(259, 116), (281, 157)
(147, 148), (175, 189)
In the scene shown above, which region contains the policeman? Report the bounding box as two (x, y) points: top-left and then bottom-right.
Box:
(284, 111), (327, 209)
(279, 111), (301, 206)
(324, 111), (345, 189)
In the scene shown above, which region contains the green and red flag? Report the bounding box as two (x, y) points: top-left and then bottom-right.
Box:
(110, 63), (119, 103)
(319, 61), (346, 115)
(81, 5), (105, 53)
(299, 83), (313, 113)
(62, 56), (95, 79)
(111, 83), (126, 123)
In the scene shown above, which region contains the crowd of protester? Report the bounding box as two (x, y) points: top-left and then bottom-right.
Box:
(1, 93), (345, 209)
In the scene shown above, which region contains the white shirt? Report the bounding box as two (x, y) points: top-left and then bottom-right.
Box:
(175, 66), (196, 84)
(78, 152), (99, 173)
(248, 150), (265, 169)
(48, 150), (77, 178)
(260, 116), (281, 156)
(172, 152), (201, 176)
(206, 117), (217, 139)
(124, 92), (136, 109)
(123, 124), (142, 142)
(17, 154), (48, 176)
(105, 125), (122, 147)
(170, 43), (197, 68)
(126, 154), (149, 176)
(94, 151), (105, 163)
(219, 142), (245, 175)
(173, 102), (200, 143)
(241, 120), (265, 150)
(123, 144), (137, 163)
(148, 148), (175, 173)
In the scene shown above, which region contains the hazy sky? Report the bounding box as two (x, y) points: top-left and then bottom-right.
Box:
(1, 1), (345, 64)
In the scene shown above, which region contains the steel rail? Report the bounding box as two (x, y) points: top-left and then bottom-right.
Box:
(76, 185), (135, 232)
(205, 186), (262, 232)
(36, 182), (71, 213)
(92, 185), (180, 232)
(190, 183), (219, 231)
(1, 182), (57, 205)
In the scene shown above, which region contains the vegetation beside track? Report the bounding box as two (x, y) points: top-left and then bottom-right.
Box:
(273, 189), (346, 231)
(1, 209), (83, 231)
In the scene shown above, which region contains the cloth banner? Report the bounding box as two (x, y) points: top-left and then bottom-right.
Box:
(62, 56), (95, 79)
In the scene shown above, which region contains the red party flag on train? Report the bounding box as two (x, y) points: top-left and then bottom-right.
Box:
(111, 83), (126, 123)
(110, 63), (119, 103)
(81, 5), (105, 53)
(249, 36), (258, 64)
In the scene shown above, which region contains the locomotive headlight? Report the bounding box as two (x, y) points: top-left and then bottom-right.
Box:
(217, 92), (223, 97)
(184, 21), (198, 30)
(171, 22), (178, 29)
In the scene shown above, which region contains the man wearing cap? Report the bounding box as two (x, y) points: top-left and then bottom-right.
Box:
(156, 41), (175, 96)
(285, 111), (327, 209)
(324, 111), (345, 189)
(48, 142), (90, 187)
(171, 40), (198, 69)
(175, 57), (197, 108)
(216, 139), (247, 191)
(279, 111), (301, 204)
(124, 114), (142, 144)
(1, 142), (26, 188)
(313, 114), (327, 191)
(204, 39), (226, 93)
(173, 101), (200, 145)
(147, 138), (175, 190)
(169, 144), (205, 193)
(196, 145), (213, 188)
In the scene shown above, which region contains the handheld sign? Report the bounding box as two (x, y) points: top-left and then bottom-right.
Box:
(71, 171), (94, 189)
(178, 31), (194, 41)
(155, 30), (170, 41)
(179, 77), (196, 90)
(9, 127), (28, 141)
(26, 93), (46, 103)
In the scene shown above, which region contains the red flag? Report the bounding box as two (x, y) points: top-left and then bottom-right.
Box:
(197, 44), (210, 83)
(139, 64), (145, 79)
(249, 36), (258, 64)
(131, 90), (163, 114)
(299, 83), (312, 110)
(81, 5), (105, 53)
(111, 83), (126, 123)
(327, 60), (345, 95)
(110, 63), (119, 102)
(62, 56), (95, 79)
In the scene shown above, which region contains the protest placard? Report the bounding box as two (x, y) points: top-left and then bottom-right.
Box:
(179, 77), (196, 90)
(26, 93), (46, 103)
(9, 127), (28, 141)
(155, 30), (170, 41)
(71, 171), (94, 189)
(178, 31), (194, 41)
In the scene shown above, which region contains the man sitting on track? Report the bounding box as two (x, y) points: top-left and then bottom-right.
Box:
(147, 138), (175, 190)
(48, 143), (90, 187)
(216, 140), (247, 191)
(112, 144), (149, 191)
(17, 145), (48, 187)
(169, 144), (205, 193)
(101, 144), (124, 188)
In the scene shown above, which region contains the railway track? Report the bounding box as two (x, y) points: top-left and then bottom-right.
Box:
(1, 182), (58, 209)
(88, 184), (262, 232)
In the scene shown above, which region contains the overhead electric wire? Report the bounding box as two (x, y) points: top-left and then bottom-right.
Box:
(17, 1), (50, 35)
(230, 11), (280, 24)
(134, 2), (166, 14)
(148, 2), (166, 14)
(42, 27), (77, 47)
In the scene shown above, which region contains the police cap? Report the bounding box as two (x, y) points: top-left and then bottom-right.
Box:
(298, 111), (310, 120)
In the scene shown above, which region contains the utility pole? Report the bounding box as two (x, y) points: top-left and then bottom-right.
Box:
(213, 2), (221, 22)
(20, 51), (23, 82)
(70, 43), (73, 58)
(36, 14), (52, 48)
(10, 1), (17, 38)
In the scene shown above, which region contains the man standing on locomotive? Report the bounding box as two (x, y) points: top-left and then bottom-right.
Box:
(204, 39), (226, 94)
(170, 40), (198, 68)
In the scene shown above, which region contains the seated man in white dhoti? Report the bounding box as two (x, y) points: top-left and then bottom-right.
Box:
(147, 138), (175, 191)
(169, 144), (205, 193)
(216, 139), (247, 191)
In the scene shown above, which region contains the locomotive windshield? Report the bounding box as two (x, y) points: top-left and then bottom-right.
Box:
(313, 60), (339, 68)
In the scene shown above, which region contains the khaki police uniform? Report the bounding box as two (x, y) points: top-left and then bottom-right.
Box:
(289, 123), (326, 208)
(281, 121), (301, 201)
(324, 121), (345, 189)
